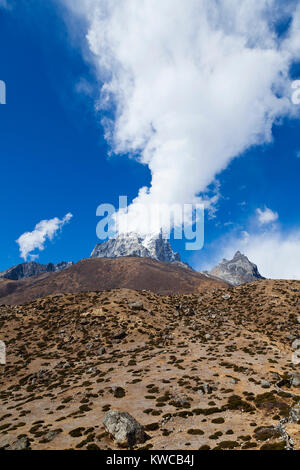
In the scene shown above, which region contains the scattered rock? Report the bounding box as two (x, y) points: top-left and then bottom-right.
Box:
(11, 437), (30, 450)
(292, 339), (300, 350)
(44, 430), (60, 443)
(103, 411), (145, 447)
(290, 406), (300, 423)
(198, 383), (215, 395)
(170, 394), (190, 407)
(28, 369), (53, 385)
(261, 380), (271, 389)
(55, 361), (70, 370)
(276, 419), (293, 450)
(271, 372), (280, 381)
(97, 347), (106, 356)
(291, 373), (300, 388)
(222, 294), (231, 300)
(0, 340), (5, 365)
(128, 301), (144, 310)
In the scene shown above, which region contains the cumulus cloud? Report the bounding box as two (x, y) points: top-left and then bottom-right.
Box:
(256, 207), (279, 225)
(62, 0), (300, 233)
(16, 213), (73, 260)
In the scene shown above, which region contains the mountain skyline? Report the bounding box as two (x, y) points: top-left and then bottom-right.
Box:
(0, 234), (265, 288)
(1, 1), (300, 454)
(1, 1), (300, 280)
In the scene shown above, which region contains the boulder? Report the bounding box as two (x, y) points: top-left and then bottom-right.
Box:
(292, 339), (300, 350)
(0, 340), (5, 365)
(103, 411), (145, 447)
(44, 430), (60, 443)
(12, 437), (30, 450)
(202, 383), (213, 394)
(291, 373), (300, 388)
(170, 393), (190, 407)
(222, 294), (231, 300)
(261, 380), (271, 389)
(290, 406), (300, 423)
(128, 301), (144, 310)
(97, 347), (106, 356)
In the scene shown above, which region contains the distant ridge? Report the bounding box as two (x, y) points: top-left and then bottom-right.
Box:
(208, 251), (265, 286)
(0, 257), (228, 305)
(0, 261), (73, 281)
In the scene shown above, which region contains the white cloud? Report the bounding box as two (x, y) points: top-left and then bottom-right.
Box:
(16, 213), (73, 260)
(256, 207), (279, 225)
(62, 0), (300, 232)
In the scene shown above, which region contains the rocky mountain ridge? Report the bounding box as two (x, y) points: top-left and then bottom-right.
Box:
(91, 231), (187, 267)
(0, 257), (228, 305)
(0, 261), (73, 281)
(0, 237), (265, 289)
(208, 251), (265, 286)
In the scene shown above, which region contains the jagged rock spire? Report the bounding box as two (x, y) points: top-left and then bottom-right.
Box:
(209, 251), (265, 286)
(90, 231), (183, 265)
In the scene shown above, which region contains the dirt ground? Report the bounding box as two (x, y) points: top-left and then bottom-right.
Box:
(0, 280), (300, 450)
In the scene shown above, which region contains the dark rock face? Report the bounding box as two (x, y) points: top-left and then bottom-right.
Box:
(209, 251), (265, 286)
(91, 231), (186, 266)
(0, 261), (73, 281)
(103, 410), (145, 447)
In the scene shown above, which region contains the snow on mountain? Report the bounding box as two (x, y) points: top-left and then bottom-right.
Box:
(90, 231), (187, 266)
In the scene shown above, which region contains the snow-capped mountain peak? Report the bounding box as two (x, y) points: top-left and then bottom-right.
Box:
(90, 231), (184, 265)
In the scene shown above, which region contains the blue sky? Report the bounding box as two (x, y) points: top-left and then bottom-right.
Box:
(1, 0), (300, 278)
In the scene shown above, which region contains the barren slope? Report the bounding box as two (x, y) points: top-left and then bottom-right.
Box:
(0, 257), (227, 305)
(0, 280), (300, 450)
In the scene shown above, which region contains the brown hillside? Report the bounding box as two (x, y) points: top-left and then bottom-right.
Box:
(0, 257), (228, 305)
(0, 279), (300, 450)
